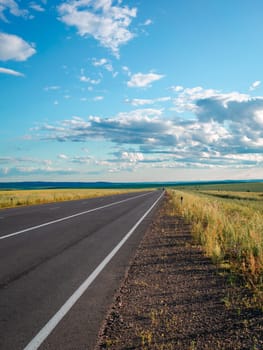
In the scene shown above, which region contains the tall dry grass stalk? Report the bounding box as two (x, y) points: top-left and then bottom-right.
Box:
(168, 190), (263, 294)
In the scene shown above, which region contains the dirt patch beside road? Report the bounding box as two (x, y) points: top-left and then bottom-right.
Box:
(96, 195), (263, 349)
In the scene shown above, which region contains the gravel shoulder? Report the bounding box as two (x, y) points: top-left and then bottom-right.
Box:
(96, 194), (263, 350)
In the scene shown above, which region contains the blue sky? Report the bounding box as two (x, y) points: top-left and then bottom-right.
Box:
(0, 0), (263, 182)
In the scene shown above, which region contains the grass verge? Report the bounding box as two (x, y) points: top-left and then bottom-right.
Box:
(168, 189), (263, 307)
(97, 193), (263, 349)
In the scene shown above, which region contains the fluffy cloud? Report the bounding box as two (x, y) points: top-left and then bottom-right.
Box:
(0, 66), (24, 76)
(37, 108), (169, 144)
(170, 85), (184, 92)
(121, 152), (144, 163)
(143, 19), (152, 26)
(80, 68), (101, 84)
(92, 57), (114, 72)
(249, 80), (261, 91)
(126, 97), (171, 106)
(34, 85), (263, 170)
(172, 86), (263, 151)
(29, 3), (45, 12)
(58, 0), (137, 57)
(0, 0), (28, 22)
(127, 72), (164, 88)
(172, 86), (250, 113)
(36, 108), (232, 157)
(58, 154), (68, 160)
(0, 32), (36, 61)
(93, 95), (104, 101)
(80, 75), (101, 84)
(122, 65), (131, 76)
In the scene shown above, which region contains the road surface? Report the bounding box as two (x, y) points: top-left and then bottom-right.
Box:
(0, 190), (163, 350)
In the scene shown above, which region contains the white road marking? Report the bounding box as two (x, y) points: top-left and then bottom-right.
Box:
(23, 191), (164, 350)
(0, 192), (151, 241)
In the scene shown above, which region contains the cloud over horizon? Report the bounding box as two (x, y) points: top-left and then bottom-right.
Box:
(1, 2), (263, 182)
(33, 85), (263, 171)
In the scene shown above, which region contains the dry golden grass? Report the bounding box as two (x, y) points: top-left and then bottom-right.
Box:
(0, 188), (145, 209)
(168, 189), (263, 302)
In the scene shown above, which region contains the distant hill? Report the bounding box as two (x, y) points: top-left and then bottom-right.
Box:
(0, 180), (262, 191)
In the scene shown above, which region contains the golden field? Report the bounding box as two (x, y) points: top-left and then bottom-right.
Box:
(0, 188), (144, 209)
(168, 185), (263, 304)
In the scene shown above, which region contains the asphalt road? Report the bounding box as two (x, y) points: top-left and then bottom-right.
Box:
(0, 190), (164, 350)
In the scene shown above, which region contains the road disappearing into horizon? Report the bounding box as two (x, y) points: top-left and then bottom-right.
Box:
(0, 190), (164, 350)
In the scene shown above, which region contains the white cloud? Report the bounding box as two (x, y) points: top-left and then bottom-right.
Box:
(92, 57), (108, 66)
(58, 0), (137, 57)
(125, 98), (153, 106)
(121, 151), (144, 163)
(92, 57), (116, 76)
(170, 86), (263, 155)
(44, 85), (60, 91)
(254, 110), (263, 126)
(29, 2), (45, 12)
(249, 80), (261, 91)
(0, 166), (77, 177)
(173, 86), (250, 113)
(170, 85), (184, 92)
(0, 156), (53, 166)
(0, 66), (24, 76)
(143, 19), (152, 26)
(0, 32), (36, 61)
(58, 154), (68, 159)
(224, 153), (263, 162)
(122, 65), (131, 76)
(32, 83), (263, 173)
(126, 96), (171, 106)
(127, 72), (164, 88)
(93, 95), (104, 101)
(73, 155), (94, 164)
(0, 0), (28, 22)
(80, 71), (101, 84)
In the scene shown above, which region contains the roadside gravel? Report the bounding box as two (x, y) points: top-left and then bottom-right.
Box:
(96, 194), (263, 349)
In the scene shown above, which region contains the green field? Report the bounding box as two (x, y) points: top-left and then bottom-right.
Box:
(175, 181), (263, 192)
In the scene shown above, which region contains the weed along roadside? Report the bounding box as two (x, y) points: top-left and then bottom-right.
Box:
(170, 188), (263, 306)
(96, 191), (263, 350)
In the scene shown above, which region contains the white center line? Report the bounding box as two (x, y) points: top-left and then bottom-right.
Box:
(23, 191), (164, 350)
(0, 192), (151, 241)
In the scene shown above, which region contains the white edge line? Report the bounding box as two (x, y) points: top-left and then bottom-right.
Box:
(23, 191), (164, 350)
(0, 192), (151, 241)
